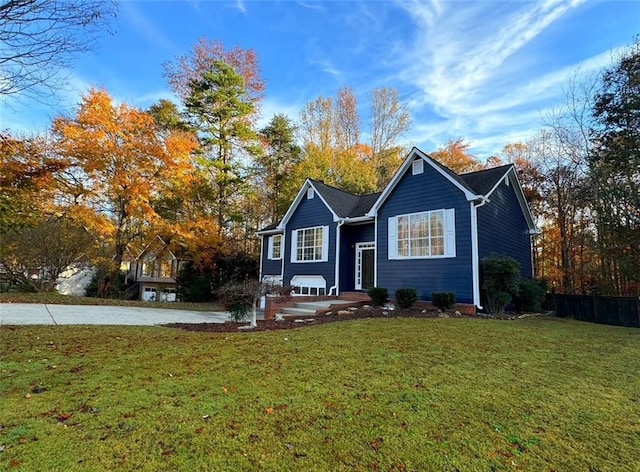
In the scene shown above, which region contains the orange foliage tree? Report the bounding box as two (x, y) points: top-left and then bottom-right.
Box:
(51, 88), (199, 271)
(430, 138), (484, 174)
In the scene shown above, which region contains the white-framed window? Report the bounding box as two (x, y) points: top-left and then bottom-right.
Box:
(412, 159), (424, 175)
(307, 187), (314, 199)
(268, 234), (283, 260)
(291, 225), (329, 263)
(291, 275), (326, 296)
(141, 261), (153, 277)
(388, 209), (455, 259)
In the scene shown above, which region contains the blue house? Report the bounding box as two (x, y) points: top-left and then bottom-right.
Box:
(257, 147), (538, 311)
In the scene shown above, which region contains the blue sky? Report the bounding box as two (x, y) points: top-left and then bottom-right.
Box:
(2, 0), (639, 159)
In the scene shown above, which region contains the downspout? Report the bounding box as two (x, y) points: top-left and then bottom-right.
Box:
(471, 197), (488, 310)
(329, 220), (344, 296)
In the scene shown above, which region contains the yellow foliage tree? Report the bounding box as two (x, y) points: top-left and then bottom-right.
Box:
(52, 88), (199, 271)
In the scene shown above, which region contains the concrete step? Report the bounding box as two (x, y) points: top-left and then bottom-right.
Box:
(280, 306), (317, 316)
(294, 300), (352, 311)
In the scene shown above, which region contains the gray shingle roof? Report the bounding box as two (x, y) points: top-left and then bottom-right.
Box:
(460, 164), (512, 196)
(310, 179), (380, 218)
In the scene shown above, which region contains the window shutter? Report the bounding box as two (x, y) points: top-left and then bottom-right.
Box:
(445, 209), (456, 257)
(388, 217), (398, 259)
(267, 236), (274, 260)
(290, 230), (298, 263)
(321, 226), (329, 262)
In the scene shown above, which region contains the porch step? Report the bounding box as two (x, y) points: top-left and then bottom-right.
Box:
(280, 306), (317, 316)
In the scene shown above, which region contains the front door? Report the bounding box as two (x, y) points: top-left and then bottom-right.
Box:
(355, 242), (375, 290)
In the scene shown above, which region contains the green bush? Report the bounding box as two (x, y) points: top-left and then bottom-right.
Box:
(513, 278), (548, 312)
(367, 287), (389, 306)
(432, 292), (456, 311)
(395, 288), (418, 308)
(482, 254), (521, 317)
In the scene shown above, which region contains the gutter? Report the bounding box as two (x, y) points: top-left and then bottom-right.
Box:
(328, 220), (345, 296)
(471, 196), (488, 310)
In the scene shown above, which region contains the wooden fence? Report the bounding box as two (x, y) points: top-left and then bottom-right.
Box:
(547, 293), (640, 328)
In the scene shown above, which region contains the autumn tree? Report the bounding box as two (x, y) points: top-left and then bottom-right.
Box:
(0, 217), (95, 292)
(52, 88), (197, 273)
(164, 37), (264, 108)
(369, 88), (412, 189)
(0, 0), (117, 99)
(296, 86), (409, 195)
(590, 38), (640, 295)
(182, 60), (260, 240)
(256, 114), (302, 222)
(430, 138), (484, 174)
(0, 132), (64, 231)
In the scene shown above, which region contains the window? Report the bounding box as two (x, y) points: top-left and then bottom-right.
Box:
(291, 226), (329, 262)
(141, 261), (153, 277)
(412, 159), (424, 175)
(159, 260), (172, 278)
(268, 234), (283, 260)
(388, 209), (455, 259)
(307, 187), (314, 199)
(291, 276), (326, 296)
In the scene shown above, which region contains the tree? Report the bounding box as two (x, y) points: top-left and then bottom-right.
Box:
(0, 0), (117, 99)
(590, 38), (640, 295)
(217, 279), (292, 328)
(430, 139), (484, 174)
(0, 217), (95, 292)
(164, 37), (264, 108)
(0, 132), (64, 231)
(148, 99), (190, 132)
(256, 114), (302, 222)
(369, 88), (411, 190)
(52, 88), (197, 273)
(183, 60), (260, 239)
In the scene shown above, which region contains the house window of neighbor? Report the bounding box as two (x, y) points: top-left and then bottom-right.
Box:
(269, 234), (282, 260)
(141, 261), (153, 277)
(393, 209), (455, 258)
(159, 260), (172, 278)
(412, 159), (424, 175)
(294, 226), (326, 262)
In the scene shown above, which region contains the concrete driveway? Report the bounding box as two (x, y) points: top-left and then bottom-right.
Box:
(0, 304), (232, 326)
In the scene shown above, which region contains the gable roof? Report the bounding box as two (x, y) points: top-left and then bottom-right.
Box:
(368, 147), (483, 215)
(136, 235), (176, 261)
(460, 164), (512, 196)
(310, 179), (381, 218)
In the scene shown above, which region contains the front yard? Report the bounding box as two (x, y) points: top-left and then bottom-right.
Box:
(1, 317), (638, 471)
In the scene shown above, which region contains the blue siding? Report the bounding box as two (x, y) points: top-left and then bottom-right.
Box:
(478, 178), (533, 277)
(339, 222), (375, 292)
(377, 162), (474, 303)
(260, 234), (283, 277)
(283, 194), (337, 290)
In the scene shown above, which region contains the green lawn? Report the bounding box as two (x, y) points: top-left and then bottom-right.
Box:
(1, 317), (638, 471)
(0, 292), (222, 312)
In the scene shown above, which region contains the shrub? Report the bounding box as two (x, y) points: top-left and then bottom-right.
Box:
(482, 254), (521, 317)
(367, 287), (389, 306)
(395, 288), (418, 308)
(513, 278), (548, 313)
(432, 292), (456, 311)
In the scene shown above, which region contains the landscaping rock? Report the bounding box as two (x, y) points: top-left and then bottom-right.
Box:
(455, 311), (461, 316)
(337, 310), (351, 316)
(275, 314), (285, 322)
(348, 307), (358, 311)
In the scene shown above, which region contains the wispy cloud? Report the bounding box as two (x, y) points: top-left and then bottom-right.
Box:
(389, 0), (592, 156)
(122, 2), (177, 54)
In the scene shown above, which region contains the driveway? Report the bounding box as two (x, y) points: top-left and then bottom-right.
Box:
(0, 304), (232, 326)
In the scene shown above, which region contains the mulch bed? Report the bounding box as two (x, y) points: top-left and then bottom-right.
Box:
(163, 305), (471, 333)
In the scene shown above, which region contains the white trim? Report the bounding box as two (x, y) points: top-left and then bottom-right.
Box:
(374, 218), (378, 287)
(291, 275), (327, 296)
(412, 159), (424, 175)
(470, 199), (486, 309)
(290, 225), (329, 263)
(368, 148), (481, 217)
(279, 180), (340, 229)
(355, 242), (375, 290)
(331, 221), (344, 296)
(267, 234), (282, 260)
(389, 209), (454, 259)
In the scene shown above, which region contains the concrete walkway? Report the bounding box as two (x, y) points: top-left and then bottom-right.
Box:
(0, 304), (233, 326)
